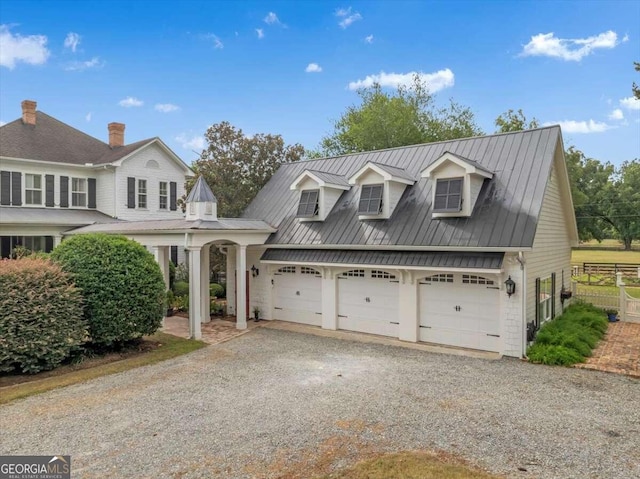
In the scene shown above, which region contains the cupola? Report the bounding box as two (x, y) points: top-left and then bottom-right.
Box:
(185, 176), (217, 221)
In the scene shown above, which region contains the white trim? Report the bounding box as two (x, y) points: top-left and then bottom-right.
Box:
(421, 152), (493, 179)
(264, 244), (532, 252)
(348, 162), (415, 186)
(290, 170), (350, 191)
(261, 259), (502, 274)
(110, 138), (194, 176)
(0, 155), (110, 169)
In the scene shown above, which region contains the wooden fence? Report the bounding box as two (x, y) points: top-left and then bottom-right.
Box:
(572, 263), (640, 278)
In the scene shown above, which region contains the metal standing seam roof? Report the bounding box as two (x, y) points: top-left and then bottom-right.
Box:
(0, 206), (120, 226)
(367, 162), (417, 181)
(303, 170), (351, 187)
(261, 249), (504, 270)
(186, 176), (218, 202)
(440, 152), (494, 175)
(243, 126), (562, 249)
(66, 217), (275, 234)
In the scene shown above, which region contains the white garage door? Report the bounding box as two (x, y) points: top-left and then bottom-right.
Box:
(419, 273), (500, 352)
(273, 266), (322, 326)
(337, 269), (399, 337)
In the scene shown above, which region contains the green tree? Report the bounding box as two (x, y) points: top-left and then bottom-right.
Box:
(494, 109), (540, 133)
(633, 61), (640, 100)
(188, 121), (304, 217)
(320, 76), (482, 156)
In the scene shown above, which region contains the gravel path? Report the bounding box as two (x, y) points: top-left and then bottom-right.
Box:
(1, 328), (639, 479)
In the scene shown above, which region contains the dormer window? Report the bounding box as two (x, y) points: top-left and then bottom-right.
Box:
(297, 189), (319, 218)
(434, 178), (463, 212)
(358, 184), (384, 214)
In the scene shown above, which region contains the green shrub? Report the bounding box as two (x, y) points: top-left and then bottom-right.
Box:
(174, 295), (189, 312)
(50, 234), (165, 347)
(174, 281), (190, 296)
(0, 258), (86, 373)
(527, 303), (608, 366)
(210, 282), (225, 298)
(175, 263), (189, 283)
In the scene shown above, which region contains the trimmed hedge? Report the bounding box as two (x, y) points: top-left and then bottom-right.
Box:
(174, 281), (189, 296)
(51, 234), (165, 346)
(210, 283), (225, 299)
(527, 302), (609, 366)
(0, 258), (86, 373)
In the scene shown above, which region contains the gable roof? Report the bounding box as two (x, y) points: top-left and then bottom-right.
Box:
(423, 151), (494, 177)
(0, 111), (192, 174)
(243, 126), (566, 249)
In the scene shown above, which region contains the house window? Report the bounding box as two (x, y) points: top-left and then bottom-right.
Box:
(278, 266), (296, 274)
(358, 184), (384, 214)
(371, 270), (396, 279)
(301, 266), (320, 276)
(539, 276), (553, 324)
(424, 273), (454, 283)
(138, 179), (147, 208)
(434, 178), (463, 212)
(159, 182), (168, 210)
(462, 274), (494, 285)
(25, 174), (42, 205)
(341, 269), (365, 278)
(71, 178), (87, 207)
(297, 190), (319, 217)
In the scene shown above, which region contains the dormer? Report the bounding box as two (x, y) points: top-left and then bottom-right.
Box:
(421, 152), (493, 218)
(290, 170), (350, 221)
(185, 176), (217, 221)
(348, 162), (415, 220)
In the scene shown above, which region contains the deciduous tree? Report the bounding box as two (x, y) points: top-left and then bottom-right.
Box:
(494, 109), (539, 133)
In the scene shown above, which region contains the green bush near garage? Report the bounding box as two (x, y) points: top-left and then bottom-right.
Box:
(0, 257), (87, 373)
(51, 234), (165, 347)
(210, 282), (225, 299)
(527, 302), (608, 366)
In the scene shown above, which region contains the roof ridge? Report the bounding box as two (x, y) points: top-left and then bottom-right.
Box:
(294, 125), (561, 166)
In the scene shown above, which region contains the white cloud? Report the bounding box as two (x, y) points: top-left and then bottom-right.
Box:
(622, 33), (630, 42)
(305, 62), (322, 73)
(364, 34), (374, 44)
(335, 7), (362, 29)
(201, 33), (223, 49)
(85, 112), (92, 122)
(620, 96), (640, 111)
(176, 133), (206, 151)
(118, 96), (143, 108)
(608, 108), (624, 120)
(264, 12), (281, 25)
(348, 68), (455, 92)
(155, 103), (180, 113)
(256, 28), (264, 39)
(64, 32), (80, 52)
(543, 119), (615, 133)
(64, 56), (104, 71)
(520, 30), (622, 61)
(0, 25), (50, 69)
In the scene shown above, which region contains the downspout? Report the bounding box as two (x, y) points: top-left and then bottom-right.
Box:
(516, 251), (527, 358)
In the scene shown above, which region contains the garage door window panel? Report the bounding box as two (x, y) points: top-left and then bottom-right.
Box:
(423, 273), (454, 283)
(434, 178), (463, 212)
(462, 274), (494, 285)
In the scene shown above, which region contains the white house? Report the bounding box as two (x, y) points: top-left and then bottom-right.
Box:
(69, 125), (577, 358)
(0, 100), (194, 262)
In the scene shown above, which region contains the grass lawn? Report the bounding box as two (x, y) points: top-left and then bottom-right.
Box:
(0, 332), (206, 405)
(571, 248), (640, 265)
(317, 451), (500, 479)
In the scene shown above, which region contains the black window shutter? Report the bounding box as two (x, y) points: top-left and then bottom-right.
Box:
(551, 273), (556, 319)
(45, 236), (54, 252)
(60, 176), (69, 207)
(170, 245), (178, 265)
(11, 172), (21, 206)
(45, 175), (55, 207)
(169, 182), (177, 211)
(535, 278), (541, 329)
(88, 178), (97, 209)
(127, 177), (136, 208)
(0, 171), (10, 206)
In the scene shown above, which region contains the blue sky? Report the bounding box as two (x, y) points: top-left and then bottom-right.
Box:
(1, 0), (639, 167)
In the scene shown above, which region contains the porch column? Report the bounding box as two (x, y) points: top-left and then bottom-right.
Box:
(187, 246), (202, 340)
(398, 278), (418, 342)
(226, 245), (236, 315)
(236, 244), (247, 330)
(200, 245), (210, 323)
(321, 271), (338, 330)
(53, 235), (63, 248)
(153, 246), (170, 328)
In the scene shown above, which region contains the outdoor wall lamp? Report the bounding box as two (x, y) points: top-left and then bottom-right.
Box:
(251, 265), (259, 277)
(505, 276), (516, 297)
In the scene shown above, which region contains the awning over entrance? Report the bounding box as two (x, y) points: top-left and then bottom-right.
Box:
(261, 249), (504, 270)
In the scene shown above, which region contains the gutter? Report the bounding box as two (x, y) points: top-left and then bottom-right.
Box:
(517, 251), (528, 359)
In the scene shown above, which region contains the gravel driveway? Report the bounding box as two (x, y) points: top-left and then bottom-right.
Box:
(1, 328), (638, 479)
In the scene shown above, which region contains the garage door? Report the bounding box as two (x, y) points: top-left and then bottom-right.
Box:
(419, 273), (500, 352)
(273, 266), (322, 326)
(338, 269), (399, 337)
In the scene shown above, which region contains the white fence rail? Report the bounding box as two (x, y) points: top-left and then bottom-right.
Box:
(572, 273), (639, 323)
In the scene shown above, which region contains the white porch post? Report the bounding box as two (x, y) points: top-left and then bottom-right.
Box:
(226, 245), (236, 315)
(188, 246), (202, 339)
(200, 245), (211, 323)
(53, 235), (63, 248)
(398, 276), (418, 342)
(321, 270), (338, 330)
(236, 244), (247, 330)
(153, 246), (170, 327)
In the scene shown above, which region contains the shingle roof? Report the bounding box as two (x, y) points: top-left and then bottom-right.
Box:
(0, 111), (154, 166)
(0, 206), (119, 226)
(261, 249), (504, 270)
(244, 126), (562, 249)
(186, 176), (217, 203)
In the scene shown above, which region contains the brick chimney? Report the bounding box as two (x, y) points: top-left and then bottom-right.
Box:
(108, 122), (125, 148)
(21, 100), (37, 125)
